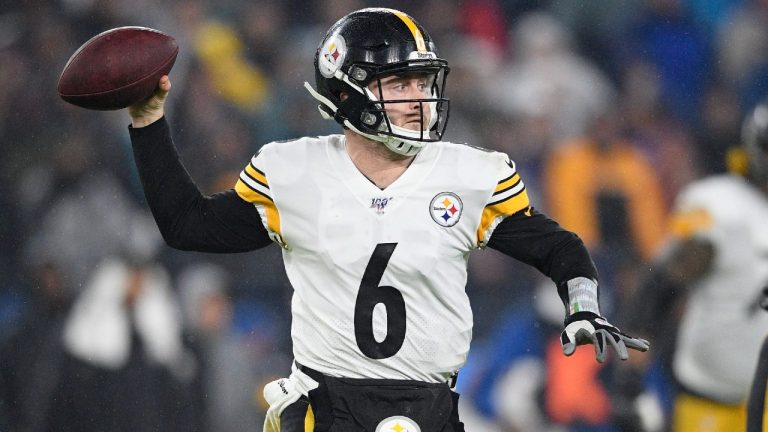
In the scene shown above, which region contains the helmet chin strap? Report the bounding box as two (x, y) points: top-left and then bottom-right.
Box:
(304, 81), (426, 156)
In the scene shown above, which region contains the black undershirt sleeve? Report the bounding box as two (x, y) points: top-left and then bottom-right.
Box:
(487, 207), (598, 286)
(128, 117), (271, 253)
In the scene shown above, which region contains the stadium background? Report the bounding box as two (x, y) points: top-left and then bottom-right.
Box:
(0, 0), (765, 430)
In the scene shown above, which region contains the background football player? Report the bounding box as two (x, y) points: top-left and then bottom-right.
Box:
(126, 8), (648, 431)
(613, 100), (768, 431)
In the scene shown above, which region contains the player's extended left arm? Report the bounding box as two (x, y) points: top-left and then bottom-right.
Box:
(487, 207), (650, 362)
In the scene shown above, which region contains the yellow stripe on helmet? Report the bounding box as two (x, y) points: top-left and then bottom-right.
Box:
(389, 9), (427, 53)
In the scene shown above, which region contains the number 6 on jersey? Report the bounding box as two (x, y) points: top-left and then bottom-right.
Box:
(354, 243), (406, 359)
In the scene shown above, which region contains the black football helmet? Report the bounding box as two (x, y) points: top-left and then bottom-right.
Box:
(742, 100), (768, 190)
(304, 8), (450, 156)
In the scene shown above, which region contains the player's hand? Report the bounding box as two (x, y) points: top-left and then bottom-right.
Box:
(560, 311), (650, 363)
(128, 75), (171, 128)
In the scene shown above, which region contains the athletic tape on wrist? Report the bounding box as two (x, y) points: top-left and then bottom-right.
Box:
(567, 277), (601, 316)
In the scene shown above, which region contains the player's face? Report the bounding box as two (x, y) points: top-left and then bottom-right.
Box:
(369, 73), (433, 131)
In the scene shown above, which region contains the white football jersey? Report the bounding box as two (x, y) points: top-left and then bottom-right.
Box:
(671, 174), (768, 402)
(235, 135), (529, 383)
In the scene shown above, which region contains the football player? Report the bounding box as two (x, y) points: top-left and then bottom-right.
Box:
(126, 8), (648, 431)
(614, 101), (768, 431)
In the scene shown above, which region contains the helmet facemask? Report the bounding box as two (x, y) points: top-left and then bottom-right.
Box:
(355, 63), (450, 155)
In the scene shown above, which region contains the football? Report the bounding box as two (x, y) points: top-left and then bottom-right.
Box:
(57, 26), (178, 110)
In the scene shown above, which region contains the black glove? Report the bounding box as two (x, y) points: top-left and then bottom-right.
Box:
(760, 285), (768, 311)
(560, 311), (650, 363)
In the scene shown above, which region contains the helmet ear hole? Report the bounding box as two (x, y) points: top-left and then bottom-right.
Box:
(349, 66), (372, 84)
(361, 112), (378, 126)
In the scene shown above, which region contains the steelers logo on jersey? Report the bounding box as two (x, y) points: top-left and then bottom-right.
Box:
(430, 192), (463, 227)
(375, 416), (421, 432)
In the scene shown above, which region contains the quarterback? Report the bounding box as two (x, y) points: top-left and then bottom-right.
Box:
(126, 8), (648, 432)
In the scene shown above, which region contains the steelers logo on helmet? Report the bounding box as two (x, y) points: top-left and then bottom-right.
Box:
(430, 192), (463, 227)
(375, 416), (421, 432)
(318, 34), (346, 79)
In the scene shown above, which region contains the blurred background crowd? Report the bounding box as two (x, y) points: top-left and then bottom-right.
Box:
(0, 0), (766, 430)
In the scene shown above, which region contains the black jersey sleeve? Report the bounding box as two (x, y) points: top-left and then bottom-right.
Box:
(487, 207), (598, 286)
(128, 117), (271, 253)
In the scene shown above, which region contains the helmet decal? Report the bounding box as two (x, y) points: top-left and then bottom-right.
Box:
(318, 34), (346, 79)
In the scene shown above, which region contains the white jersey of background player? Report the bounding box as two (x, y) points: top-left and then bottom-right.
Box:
(672, 173), (768, 401)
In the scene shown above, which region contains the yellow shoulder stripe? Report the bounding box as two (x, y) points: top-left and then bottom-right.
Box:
(670, 208), (712, 238)
(245, 163), (268, 187)
(495, 173), (520, 194)
(234, 179), (282, 237)
(477, 189), (530, 244)
(235, 179), (269, 202)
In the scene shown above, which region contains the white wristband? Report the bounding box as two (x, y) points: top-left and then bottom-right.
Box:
(567, 277), (601, 316)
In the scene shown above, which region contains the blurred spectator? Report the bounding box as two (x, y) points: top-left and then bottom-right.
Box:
(178, 262), (290, 432)
(620, 60), (700, 206)
(458, 0), (507, 54)
(716, 0), (768, 109)
(0, 262), (72, 432)
(489, 12), (616, 149)
(438, 34), (502, 147)
(543, 111), (668, 264)
(55, 258), (201, 432)
(548, 0), (644, 76)
(619, 0), (712, 125)
(193, 19), (271, 113)
(21, 152), (161, 296)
